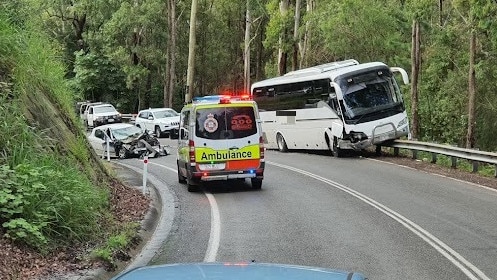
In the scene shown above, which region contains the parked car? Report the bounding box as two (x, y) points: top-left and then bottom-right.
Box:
(135, 108), (180, 138)
(86, 103), (121, 128)
(87, 123), (168, 159)
(78, 101), (102, 124)
(111, 262), (367, 280)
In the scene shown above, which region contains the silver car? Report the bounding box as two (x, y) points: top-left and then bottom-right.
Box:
(87, 123), (167, 158)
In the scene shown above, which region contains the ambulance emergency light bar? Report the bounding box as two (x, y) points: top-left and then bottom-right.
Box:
(192, 94), (252, 104)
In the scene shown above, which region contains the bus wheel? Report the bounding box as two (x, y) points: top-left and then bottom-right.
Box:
(276, 133), (288, 152)
(375, 145), (382, 156)
(332, 137), (344, 158)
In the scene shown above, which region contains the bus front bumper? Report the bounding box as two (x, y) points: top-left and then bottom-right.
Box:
(344, 127), (409, 151)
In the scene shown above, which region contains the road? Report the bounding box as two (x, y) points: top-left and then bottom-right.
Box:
(119, 138), (497, 280)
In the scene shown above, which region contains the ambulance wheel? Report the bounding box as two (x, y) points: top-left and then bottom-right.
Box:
(187, 183), (199, 192)
(177, 162), (186, 184)
(276, 133), (288, 152)
(251, 178), (262, 190)
(187, 175), (200, 192)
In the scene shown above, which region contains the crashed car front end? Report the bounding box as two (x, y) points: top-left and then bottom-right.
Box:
(114, 131), (168, 159)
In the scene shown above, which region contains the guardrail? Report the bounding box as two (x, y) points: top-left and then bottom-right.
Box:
(381, 139), (497, 177)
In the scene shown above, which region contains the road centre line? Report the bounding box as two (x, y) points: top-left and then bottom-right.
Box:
(267, 160), (490, 280)
(149, 162), (221, 262)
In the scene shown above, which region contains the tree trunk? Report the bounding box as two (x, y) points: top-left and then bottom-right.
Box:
(300, 0), (314, 68)
(439, 0), (443, 26)
(244, 0), (251, 95)
(167, 0), (177, 107)
(278, 0), (289, 75)
(255, 22), (264, 82)
(466, 30), (476, 148)
(292, 0), (301, 71)
(186, 0), (198, 103)
(410, 19), (420, 140)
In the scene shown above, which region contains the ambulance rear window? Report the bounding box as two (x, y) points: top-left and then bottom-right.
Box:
(195, 106), (257, 140)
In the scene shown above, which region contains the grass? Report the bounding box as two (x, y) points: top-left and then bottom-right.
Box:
(90, 223), (140, 267)
(0, 13), (118, 254)
(383, 147), (496, 178)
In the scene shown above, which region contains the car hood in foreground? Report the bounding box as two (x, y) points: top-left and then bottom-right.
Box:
(111, 262), (367, 280)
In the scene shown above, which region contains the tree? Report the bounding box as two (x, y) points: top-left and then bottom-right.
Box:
(186, 0), (198, 103)
(244, 0), (252, 94)
(165, 0), (177, 108)
(410, 19), (421, 140)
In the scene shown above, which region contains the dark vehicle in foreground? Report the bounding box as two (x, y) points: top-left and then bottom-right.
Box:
(87, 123), (168, 158)
(111, 262), (367, 280)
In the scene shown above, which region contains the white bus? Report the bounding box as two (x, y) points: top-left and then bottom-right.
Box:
(250, 59), (410, 157)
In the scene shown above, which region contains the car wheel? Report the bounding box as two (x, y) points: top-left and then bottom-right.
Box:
(251, 178), (262, 189)
(119, 150), (129, 159)
(155, 126), (162, 138)
(276, 133), (288, 152)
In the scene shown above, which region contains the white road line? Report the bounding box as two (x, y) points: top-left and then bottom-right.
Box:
(203, 193), (221, 262)
(268, 160), (491, 280)
(367, 158), (497, 194)
(149, 162), (221, 263)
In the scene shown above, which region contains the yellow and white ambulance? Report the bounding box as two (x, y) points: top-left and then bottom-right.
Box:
(176, 95), (265, 192)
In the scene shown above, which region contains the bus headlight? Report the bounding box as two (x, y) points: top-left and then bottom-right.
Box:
(397, 117), (408, 128)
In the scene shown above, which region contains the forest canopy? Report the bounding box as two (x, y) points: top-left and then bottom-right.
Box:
(3, 0), (497, 151)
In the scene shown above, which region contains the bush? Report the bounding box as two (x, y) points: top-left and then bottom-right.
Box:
(0, 162), (108, 251)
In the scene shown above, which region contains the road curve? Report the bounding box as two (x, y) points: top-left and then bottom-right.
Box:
(120, 141), (497, 280)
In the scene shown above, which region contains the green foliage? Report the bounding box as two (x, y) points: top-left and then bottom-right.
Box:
(0, 97), (37, 166)
(0, 13), (113, 255)
(3, 218), (47, 249)
(0, 162), (108, 251)
(90, 223), (139, 267)
(72, 50), (126, 105)
(314, 0), (409, 65)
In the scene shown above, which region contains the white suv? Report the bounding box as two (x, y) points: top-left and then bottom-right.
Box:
(135, 108), (180, 138)
(86, 104), (122, 128)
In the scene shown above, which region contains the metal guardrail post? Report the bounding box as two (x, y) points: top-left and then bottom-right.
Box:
(472, 161), (479, 173)
(431, 152), (437, 164)
(383, 139), (497, 178)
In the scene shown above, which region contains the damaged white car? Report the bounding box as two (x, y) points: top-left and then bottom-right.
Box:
(87, 123), (169, 159)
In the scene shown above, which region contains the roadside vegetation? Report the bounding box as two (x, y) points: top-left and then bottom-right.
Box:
(0, 10), (147, 279)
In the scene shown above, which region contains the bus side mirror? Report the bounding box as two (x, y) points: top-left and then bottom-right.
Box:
(390, 67), (409, 85)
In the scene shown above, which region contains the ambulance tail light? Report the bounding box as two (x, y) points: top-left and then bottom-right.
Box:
(259, 136), (265, 160)
(189, 140), (195, 162)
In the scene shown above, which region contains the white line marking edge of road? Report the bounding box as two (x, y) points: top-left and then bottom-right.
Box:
(149, 162), (221, 263)
(267, 160), (490, 280)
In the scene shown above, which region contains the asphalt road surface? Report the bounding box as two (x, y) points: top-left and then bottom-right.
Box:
(119, 138), (497, 280)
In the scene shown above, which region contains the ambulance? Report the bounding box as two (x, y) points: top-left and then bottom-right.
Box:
(176, 95), (265, 192)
